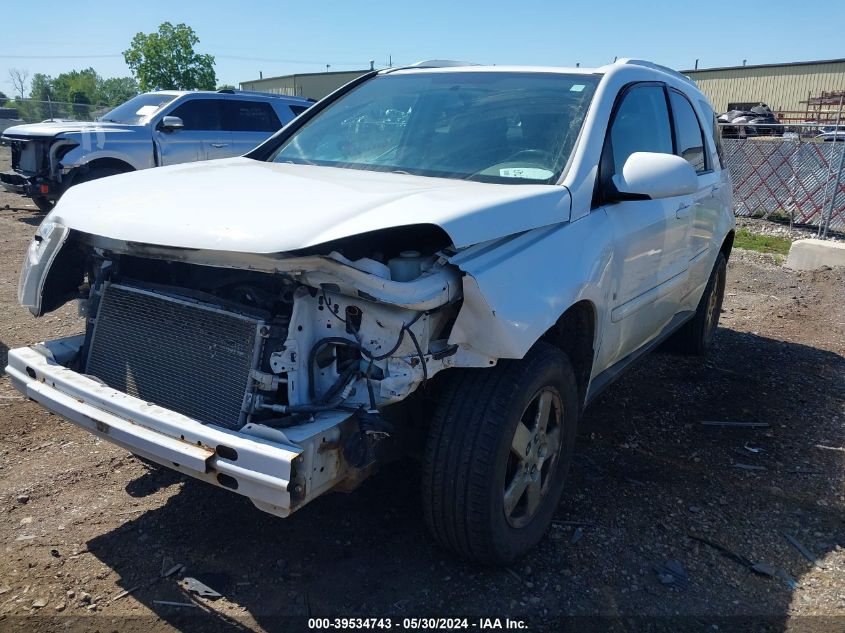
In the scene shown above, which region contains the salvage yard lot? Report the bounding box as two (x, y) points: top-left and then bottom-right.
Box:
(0, 146), (843, 630)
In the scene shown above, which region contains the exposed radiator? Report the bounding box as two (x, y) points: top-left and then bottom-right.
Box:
(85, 283), (264, 429)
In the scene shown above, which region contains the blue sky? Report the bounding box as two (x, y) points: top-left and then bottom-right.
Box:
(3, 0), (843, 95)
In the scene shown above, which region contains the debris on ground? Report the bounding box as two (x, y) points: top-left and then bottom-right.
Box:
(732, 463), (767, 471)
(110, 585), (141, 602)
(178, 576), (223, 599)
(161, 563), (185, 579)
(783, 533), (824, 569)
(700, 421), (770, 428)
(654, 560), (688, 587)
(688, 533), (755, 568)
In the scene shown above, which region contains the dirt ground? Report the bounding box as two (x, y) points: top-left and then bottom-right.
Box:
(0, 146), (843, 632)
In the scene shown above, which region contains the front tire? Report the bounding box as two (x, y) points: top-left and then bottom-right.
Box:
(31, 195), (54, 213)
(422, 342), (578, 565)
(74, 165), (131, 185)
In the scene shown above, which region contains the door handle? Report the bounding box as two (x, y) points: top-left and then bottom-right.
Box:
(710, 185), (721, 194)
(210, 143), (228, 148)
(676, 203), (692, 219)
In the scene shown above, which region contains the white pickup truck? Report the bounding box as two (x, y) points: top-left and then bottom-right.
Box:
(7, 59), (734, 565)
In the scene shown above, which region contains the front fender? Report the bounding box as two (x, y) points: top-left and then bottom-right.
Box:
(447, 214), (612, 359)
(59, 135), (153, 171)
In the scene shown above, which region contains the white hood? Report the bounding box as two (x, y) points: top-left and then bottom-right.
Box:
(3, 121), (135, 139)
(51, 157), (571, 252)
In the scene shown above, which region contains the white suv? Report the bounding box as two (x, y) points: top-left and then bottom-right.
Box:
(7, 59), (734, 564)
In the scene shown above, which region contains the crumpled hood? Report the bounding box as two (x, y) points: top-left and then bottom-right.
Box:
(49, 157), (571, 252)
(2, 121), (135, 139)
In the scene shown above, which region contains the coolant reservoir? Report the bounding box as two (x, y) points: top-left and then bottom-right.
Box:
(388, 250), (427, 281)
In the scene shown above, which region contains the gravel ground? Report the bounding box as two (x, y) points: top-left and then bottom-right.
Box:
(734, 216), (844, 243)
(0, 147), (843, 632)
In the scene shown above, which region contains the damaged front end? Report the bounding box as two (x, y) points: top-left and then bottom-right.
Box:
(9, 221), (495, 516)
(0, 135), (79, 205)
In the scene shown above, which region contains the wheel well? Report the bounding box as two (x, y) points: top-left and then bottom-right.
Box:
(721, 230), (735, 260)
(541, 300), (596, 410)
(83, 157), (134, 174)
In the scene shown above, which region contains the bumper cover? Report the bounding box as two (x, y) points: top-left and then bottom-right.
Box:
(6, 338), (350, 517)
(0, 170), (29, 194)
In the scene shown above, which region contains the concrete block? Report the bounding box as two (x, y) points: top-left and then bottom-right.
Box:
(785, 238), (845, 271)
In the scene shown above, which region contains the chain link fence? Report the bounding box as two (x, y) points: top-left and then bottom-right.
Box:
(1, 99), (108, 124)
(720, 123), (845, 234)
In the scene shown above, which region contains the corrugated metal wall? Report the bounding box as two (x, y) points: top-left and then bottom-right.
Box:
(685, 61), (845, 115)
(240, 71), (369, 100)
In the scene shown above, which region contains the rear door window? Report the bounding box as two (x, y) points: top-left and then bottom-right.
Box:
(225, 101), (282, 132)
(289, 104), (309, 117)
(168, 99), (223, 131)
(669, 91), (708, 173)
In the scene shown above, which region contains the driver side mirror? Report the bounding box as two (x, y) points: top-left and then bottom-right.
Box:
(158, 116), (184, 132)
(610, 152), (698, 200)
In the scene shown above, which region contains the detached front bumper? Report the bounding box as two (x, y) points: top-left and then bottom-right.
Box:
(6, 337), (351, 517)
(0, 171), (30, 194)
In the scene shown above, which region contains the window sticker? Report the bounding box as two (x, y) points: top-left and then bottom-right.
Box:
(135, 105), (160, 117)
(499, 167), (554, 179)
(570, 84), (586, 92)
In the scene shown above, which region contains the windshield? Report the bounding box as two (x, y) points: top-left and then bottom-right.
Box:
(270, 72), (600, 184)
(99, 93), (178, 125)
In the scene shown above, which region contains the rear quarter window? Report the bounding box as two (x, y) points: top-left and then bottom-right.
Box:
(289, 104), (309, 117)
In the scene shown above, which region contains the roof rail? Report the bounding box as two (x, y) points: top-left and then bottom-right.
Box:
(215, 89), (312, 101)
(614, 58), (696, 84)
(382, 59), (479, 74)
(408, 59), (478, 68)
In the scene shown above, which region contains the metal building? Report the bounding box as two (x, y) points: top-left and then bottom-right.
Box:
(683, 58), (845, 119)
(239, 69), (372, 101)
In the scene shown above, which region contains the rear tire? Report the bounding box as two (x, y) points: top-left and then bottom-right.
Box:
(672, 252), (727, 355)
(422, 342), (578, 565)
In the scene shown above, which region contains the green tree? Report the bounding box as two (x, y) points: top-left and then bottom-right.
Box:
(28, 73), (56, 120)
(216, 84), (236, 91)
(98, 76), (139, 105)
(50, 68), (98, 103)
(123, 22), (216, 91)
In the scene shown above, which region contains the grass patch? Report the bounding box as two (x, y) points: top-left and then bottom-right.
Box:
(734, 228), (792, 255)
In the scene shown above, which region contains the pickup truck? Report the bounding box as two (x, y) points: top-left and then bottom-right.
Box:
(7, 59), (734, 564)
(0, 90), (312, 211)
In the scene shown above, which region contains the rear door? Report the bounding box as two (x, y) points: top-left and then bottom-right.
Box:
(669, 91), (723, 306)
(224, 99), (284, 155)
(156, 99), (231, 165)
(597, 83), (694, 367)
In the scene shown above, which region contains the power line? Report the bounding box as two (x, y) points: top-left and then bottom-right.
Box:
(1, 54), (121, 59)
(0, 53), (372, 66)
